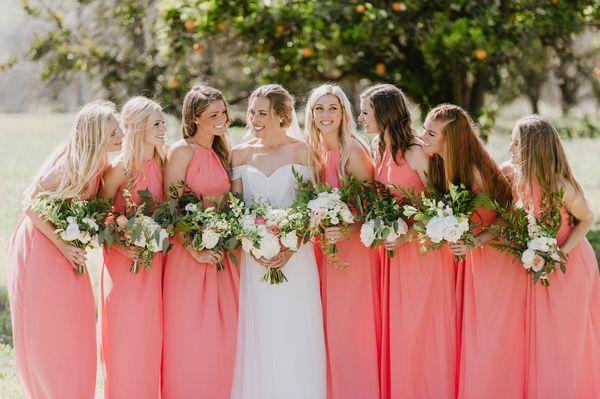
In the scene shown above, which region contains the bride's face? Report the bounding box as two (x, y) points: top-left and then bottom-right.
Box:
(248, 96), (280, 137)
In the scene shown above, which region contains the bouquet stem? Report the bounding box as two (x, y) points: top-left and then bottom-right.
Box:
(327, 243), (337, 255)
(74, 264), (85, 275)
(216, 260), (225, 271)
(387, 249), (396, 258)
(130, 260), (141, 274)
(453, 254), (466, 263)
(261, 267), (288, 285)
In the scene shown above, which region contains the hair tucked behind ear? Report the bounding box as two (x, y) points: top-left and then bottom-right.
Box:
(181, 84), (232, 177)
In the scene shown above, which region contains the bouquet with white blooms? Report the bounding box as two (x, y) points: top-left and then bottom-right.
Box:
(293, 170), (362, 260)
(491, 191), (566, 286)
(173, 192), (240, 270)
(103, 189), (171, 273)
(233, 196), (309, 284)
(403, 183), (490, 262)
(30, 196), (112, 274)
(360, 182), (409, 258)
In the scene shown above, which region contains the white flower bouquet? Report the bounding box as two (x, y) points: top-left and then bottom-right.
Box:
(30, 196), (111, 274)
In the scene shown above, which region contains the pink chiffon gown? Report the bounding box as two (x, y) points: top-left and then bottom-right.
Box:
(6, 173), (102, 399)
(457, 190), (528, 399)
(99, 158), (164, 398)
(525, 184), (600, 398)
(313, 147), (381, 399)
(161, 144), (239, 399)
(376, 148), (457, 399)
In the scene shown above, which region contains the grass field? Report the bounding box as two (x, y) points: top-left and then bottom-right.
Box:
(0, 112), (599, 398)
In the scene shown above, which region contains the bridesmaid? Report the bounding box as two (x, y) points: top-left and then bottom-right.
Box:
(305, 84), (380, 399)
(509, 115), (600, 398)
(161, 84), (239, 398)
(6, 100), (122, 399)
(422, 104), (527, 399)
(98, 96), (166, 398)
(361, 84), (456, 399)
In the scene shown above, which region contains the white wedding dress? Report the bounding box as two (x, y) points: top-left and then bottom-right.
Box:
(230, 163), (326, 399)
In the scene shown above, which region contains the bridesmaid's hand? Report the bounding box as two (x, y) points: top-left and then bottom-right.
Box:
(324, 226), (344, 244)
(449, 240), (473, 257)
(57, 241), (87, 270)
(189, 248), (223, 265)
(115, 244), (140, 261)
(383, 234), (408, 251)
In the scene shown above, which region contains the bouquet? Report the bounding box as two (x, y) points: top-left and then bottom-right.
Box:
(492, 192), (566, 286)
(293, 170), (361, 259)
(103, 189), (171, 273)
(359, 182), (409, 258)
(30, 196), (111, 274)
(235, 196), (309, 284)
(403, 183), (489, 262)
(173, 193), (240, 270)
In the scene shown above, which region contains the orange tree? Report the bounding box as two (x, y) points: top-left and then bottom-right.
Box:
(19, 0), (599, 121)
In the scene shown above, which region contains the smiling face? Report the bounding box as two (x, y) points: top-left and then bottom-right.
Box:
(106, 115), (124, 152)
(143, 109), (167, 147)
(197, 100), (228, 137)
(421, 118), (446, 156)
(248, 96), (279, 137)
(313, 94), (343, 136)
(358, 99), (379, 134)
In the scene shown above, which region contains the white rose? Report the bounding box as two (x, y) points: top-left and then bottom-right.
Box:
(425, 216), (445, 243)
(201, 229), (220, 249)
(330, 216), (340, 225)
(78, 231), (92, 244)
(341, 208), (354, 224)
(66, 216), (77, 224)
(259, 233), (281, 260)
(185, 203), (197, 212)
(360, 221), (376, 247)
(528, 237), (549, 253)
(133, 232), (147, 248)
(281, 231), (299, 251)
(385, 230), (399, 243)
(521, 249), (536, 270)
(531, 254), (545, 272)
(60, 222), (81, 242)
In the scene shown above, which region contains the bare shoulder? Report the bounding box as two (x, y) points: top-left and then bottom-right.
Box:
(557, 178), (578, 201)
(404, 144), (428, 170)
(167, 139), (194, 161)
(287, 140), (309, 165)
(102, 158), (126, 185)
(231, 140), (258, 167)
(38, 167), (63, 191)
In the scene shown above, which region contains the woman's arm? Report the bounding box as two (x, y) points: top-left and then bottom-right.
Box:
(559, 181), (594, 254)
(163, 143), (194, 197)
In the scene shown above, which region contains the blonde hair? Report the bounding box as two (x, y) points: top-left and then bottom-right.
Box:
(514, 115), (583, 207)
(120, 96), (163, 191)
(305, 83), (368, 183)
(426, 104), (512, 206)
(23, 100), (117, 205)
(181, 84), (232, 176)
(247, 84), (294, 130)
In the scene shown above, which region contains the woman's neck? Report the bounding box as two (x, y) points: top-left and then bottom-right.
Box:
(259, 128), (288, 148)
(142, 143), (155, 161)
(323, 130), (340, 150)
(190, 130), (215, 149)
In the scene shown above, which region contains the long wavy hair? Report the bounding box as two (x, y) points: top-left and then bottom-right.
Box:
(181, 84), (232, 176)
(360, 83), (416, 164)
(426, 104), (512, 205)
(305, 84), (368, 183)
(23, 100), (117, 206)
(514, 115), (583, 207)
(119, 96), (164, 191)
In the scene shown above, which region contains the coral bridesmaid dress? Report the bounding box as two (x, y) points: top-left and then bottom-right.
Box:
(457, 189), (528, 399)
(99, 158), (164, 398)
(6, 173), (102, 399)
(314, 147), (381, 399)
(376, 148), (457, 399)
(525, 185), (600, 398)
(161, 144), (239, 399)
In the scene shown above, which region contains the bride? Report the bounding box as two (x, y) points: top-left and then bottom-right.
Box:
(230, 84), (326, 399)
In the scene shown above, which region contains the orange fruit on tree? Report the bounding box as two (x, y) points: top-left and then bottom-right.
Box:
(192, 43), (205, 53)
(474, 49), (488, 60)
(276, 25), (285, 34)
(302, 47), (314, 58)
(356, 4), (366, 14)
(167, 78), (180, 89)
(218, 21), (228, 31)
(375, 63), (386, 75)
(184, 20), (196, 32)
(392, 2), (406, 11)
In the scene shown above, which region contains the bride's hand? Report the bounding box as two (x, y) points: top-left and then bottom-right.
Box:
(258, 251), (293, 269)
